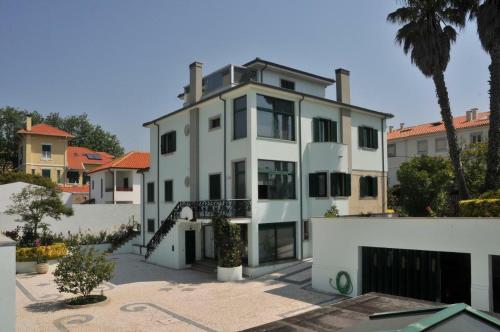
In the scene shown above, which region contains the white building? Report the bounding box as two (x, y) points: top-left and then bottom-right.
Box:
(388, 109), (490, 186)
(88, 151), (149, 204)
(140, 58), (393, 272)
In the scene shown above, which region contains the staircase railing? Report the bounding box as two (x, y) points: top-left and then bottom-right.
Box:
(144, 199), (251, 259)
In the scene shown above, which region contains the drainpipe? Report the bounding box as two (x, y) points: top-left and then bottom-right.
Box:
(219, 95), (227, 199)
(142, 171), (145, 247)
(381, 118), (386, 214)
(298, 95), (305, 260)
(154, 122), (160, 228)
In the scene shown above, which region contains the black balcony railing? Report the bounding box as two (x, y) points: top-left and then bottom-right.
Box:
(144, 199), (251, 259)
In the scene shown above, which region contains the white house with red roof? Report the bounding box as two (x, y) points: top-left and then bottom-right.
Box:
(88, 151), (149, 204)
(387, 108), (490, 186)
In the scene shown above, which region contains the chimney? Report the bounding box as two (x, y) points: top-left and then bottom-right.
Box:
(466, 110), (472, 122)
(26, 117), (32, 131)
(188, 61), (203, 104)
(470, 107), (478, 121)
(400, 123), (404, 130)
(335, 68), (350, 104)
(389, 125), (394, 133)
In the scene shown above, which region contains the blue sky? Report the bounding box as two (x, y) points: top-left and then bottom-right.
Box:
(0, 0), (490, 151)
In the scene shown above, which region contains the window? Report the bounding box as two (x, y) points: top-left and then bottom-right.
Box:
(358, 127), (378, 149)
(234, 161), (246, 199)
(280, 79), (295, 90)
(100, 179), (103, 198)
(57, 170), (62, 183)
(92, 180), (94, 190)
(41, 144), (51, 160)
(147, 182), (155, 203)
(313, 118), (337, 143)
(147, 219), (155, 233)
(308, 172), (327, 198)
(41, 169), (51, 178)
(209, 116), (221, 130)
(360, 176), (378, 198)
(303, 220), (310, 240)
(470, 132), (482, 144)
(123, 177), (129, 189)
(233, 96), (247, 139)
(331, 172), (352, 197)
(83, 172), (89, 185)
(160, 131), (176, 154)
(258, 160), (296, 199)
(67, 171), (79, 184)
(417, 140), (428, 155)
(209, 174), (221, 200)
(164, 180), (173, 202)
(257, 94), (295, 141)
(31, 169), (35, 175)
(388, 144), (396, 157)
(259, 222), (296, 263)
(435, 137), (447, 152)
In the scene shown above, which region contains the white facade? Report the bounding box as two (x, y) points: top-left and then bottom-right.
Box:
(141, 60), (391, 270)
(0, 234), (16, 332)
(89, 169), (142, 204)
(312, 217), (500, 312)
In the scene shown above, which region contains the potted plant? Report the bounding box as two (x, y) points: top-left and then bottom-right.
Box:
(212, 215), (243, 281)
(34, 239), (49, 274)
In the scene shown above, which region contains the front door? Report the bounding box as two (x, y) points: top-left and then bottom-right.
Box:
(204, 226), (215, 259)
(185, 230), (196, 265)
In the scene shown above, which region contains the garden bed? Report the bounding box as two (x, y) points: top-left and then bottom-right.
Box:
(64, 295), (108, 308)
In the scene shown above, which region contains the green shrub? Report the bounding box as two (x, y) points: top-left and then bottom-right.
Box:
(212, 215), (241, 268)
(16, 243), (67, 262)
(459, 199), (500, 217)
(479, 190), (500, 199)
(324, 205), (339, 217)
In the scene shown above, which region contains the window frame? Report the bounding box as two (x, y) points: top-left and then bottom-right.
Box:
(233, 95), (247, 140)
(209, 173), (222, 200)
(359, 176), (378, 198)
(147, 182), (155, 203)
(358, 126), (378, 149)
(331, 172), (352, 197)
(417, 140), (428, 155)
(208, 115), (221, 131)
(435, 137), (448, 152)
(233, 160), (246, 199)
(160, 131), (177, 155)
(147, 219), (155, 233)
(387, 143), (396, 157)
(308, 172), (328, 198)
(41, 169), (51, 179)
(280, 79), (296, 90)
(257, 94), (295, 141)
(41, 143), (52, 160)
(164, 180), (173, 202)
(258, 159), (296, 200)
(470, 132), (483, 144)
(313, 117), (338, 143)
(258, 222), (296, 263)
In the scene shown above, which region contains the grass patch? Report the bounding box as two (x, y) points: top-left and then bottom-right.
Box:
(65, 295), (107, 306)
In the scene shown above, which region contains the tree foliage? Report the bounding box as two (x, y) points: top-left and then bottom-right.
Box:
(462, 142), (488, 196)
(212, 215), (242, 268)
(0, 172), (59, 194)
(5, 185), (73, 240)
(54, 244), (114, 298)
(0, 107), (124, 173)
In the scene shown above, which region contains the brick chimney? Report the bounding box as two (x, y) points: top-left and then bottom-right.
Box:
(26, 117), (32, 131)
(188, 62), (203, 104)
(335, 68), (350, 104)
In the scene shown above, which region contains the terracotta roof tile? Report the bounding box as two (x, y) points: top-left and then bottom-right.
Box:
(388, 112), (489, 140)
(67, 146), (114, 170)
(17, 123), (74, 138)
(88, 151), (150, 174)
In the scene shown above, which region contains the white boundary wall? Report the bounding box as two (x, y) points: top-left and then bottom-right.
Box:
(0, 234), (16, 332)
(312, 217), (500, 311)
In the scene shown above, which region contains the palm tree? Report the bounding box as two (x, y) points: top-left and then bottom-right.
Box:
(475, 0), (500, 191)
(388, 0), (470, 200)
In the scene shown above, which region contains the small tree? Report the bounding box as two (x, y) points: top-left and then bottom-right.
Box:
(212, 215), (242, 268)
(54, 244), (114, 300)
(324, 205), (339, 218)
(5, 185), (73, 241)
(462, 142), (488, 197)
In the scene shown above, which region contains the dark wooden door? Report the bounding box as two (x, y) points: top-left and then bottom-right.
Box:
(185, 230), (196, 265)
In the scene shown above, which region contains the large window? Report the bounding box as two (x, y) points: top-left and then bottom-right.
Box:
(435, 138), (447, 152)
(470, 132), (483, 144)
(233, 161), (246, 199)
(147, 182), (155, 203)
(360, 176), (378, 198)
(309, 172), (327, 198)
(160, 131), (176, 154)
(164, 180), (173, 202)
(331, 172), (351, 197)
(388, 143), (396, 157)
(233, 96), (247, 139)
(41, 144), (52, 160)
(209, 174), (221, 200)
(258, 160), (296, 199)
(67, 171), (79, 184)
(417, 140), (428, 155)
(313, 118), (337, 142)
(257, 94), (295, 141)
(358, 126), (378, 149)
(259, 222), (296, 263)
(41, 169), (51, 178)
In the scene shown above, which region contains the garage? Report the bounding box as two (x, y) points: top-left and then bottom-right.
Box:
(361, 247), (471, 304)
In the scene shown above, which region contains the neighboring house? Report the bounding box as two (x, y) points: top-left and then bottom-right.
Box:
(17, 118), (114, 193)
(140, 58), (393, 271)
(387, 109), (490, 186)
(88, 151), (149, 204)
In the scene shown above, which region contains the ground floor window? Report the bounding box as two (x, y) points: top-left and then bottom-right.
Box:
(147, 219), (155, 233)
(41, 169), (51, 178)
(67, 171), (79, 184)
(259, 222), (296, 263)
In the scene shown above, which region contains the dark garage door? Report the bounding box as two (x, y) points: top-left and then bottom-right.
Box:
(362, 247), (471, 304)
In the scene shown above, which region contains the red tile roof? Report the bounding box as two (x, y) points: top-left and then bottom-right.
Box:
(67, 146), (114, 170)
(58, 185), (90, 193)
(388, 112), (490, 140)
(17, 123), (74, 138)
(88, 151), (150, 174)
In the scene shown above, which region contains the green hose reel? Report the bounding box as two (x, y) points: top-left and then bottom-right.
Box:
(329, 271), (353, 295)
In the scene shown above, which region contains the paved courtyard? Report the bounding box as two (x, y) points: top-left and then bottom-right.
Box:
(16, 254), (344, 331)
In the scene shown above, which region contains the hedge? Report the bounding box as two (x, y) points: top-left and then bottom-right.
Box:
(458, 199), (500, 217)
(16, 243), (67, 262)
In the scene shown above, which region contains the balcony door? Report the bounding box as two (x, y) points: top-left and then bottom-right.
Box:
(233, 161), (246, 199)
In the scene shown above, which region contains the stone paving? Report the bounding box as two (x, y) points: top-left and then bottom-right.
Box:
(16, 254), (344, 332)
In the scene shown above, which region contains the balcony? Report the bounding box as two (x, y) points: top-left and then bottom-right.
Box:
(187, 199), (252, 219)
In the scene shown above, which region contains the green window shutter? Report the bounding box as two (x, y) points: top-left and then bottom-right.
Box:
(371, 176), (378, 197)
(359, 176), (365, 197)
(345, 173), (352, 196)
(309, 173), (317, 197)
(331, 121), (337, 142)
(358, 127), (364, 147)
(331, 173), (338, 196)
(313, 118), (319, 142)
(372, 129), (378, 149)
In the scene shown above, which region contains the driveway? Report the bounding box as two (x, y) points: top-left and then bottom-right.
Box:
(16, 254), (344, 331)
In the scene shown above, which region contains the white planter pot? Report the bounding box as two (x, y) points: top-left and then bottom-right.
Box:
(16, 259), (59, 274)
(217, 265), (243, 282)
